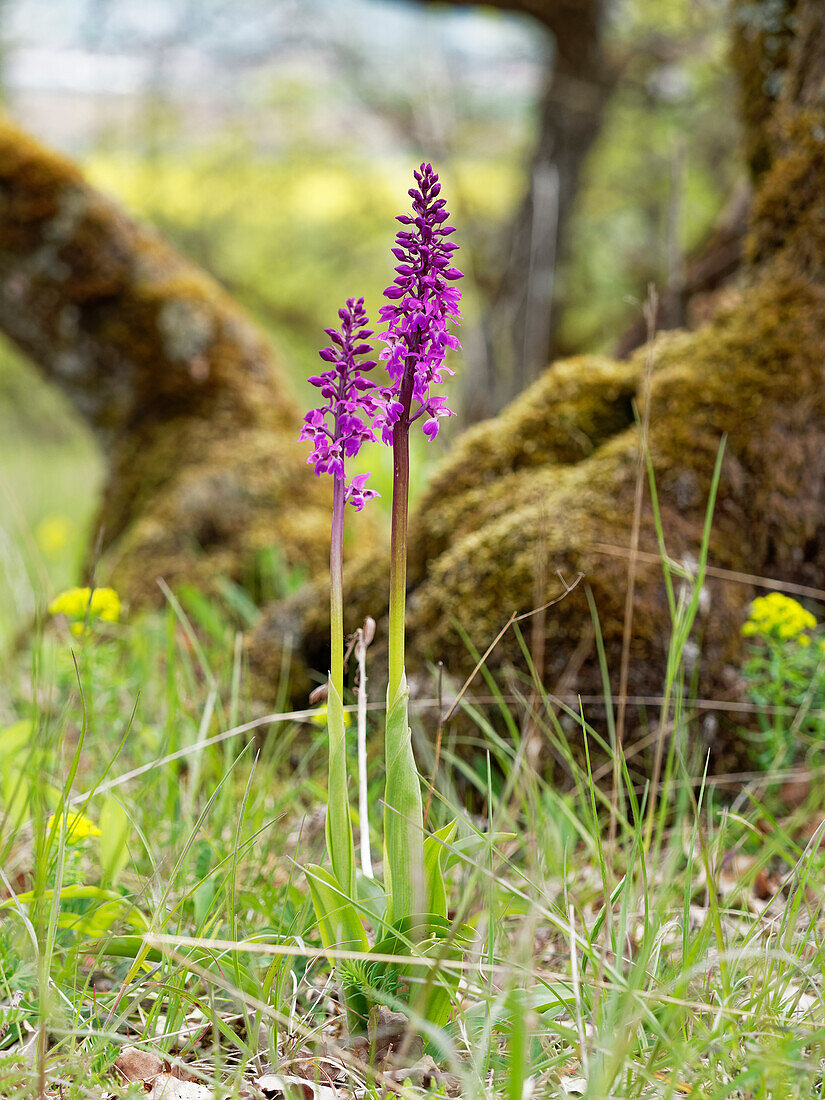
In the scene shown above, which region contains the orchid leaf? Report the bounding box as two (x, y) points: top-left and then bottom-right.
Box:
(370, 913), (472, 1033)
(423, 818), (457, 921)
(305, 863), (369, 954)
(383, 673), (425, 924)
(356, 870), (387, 928)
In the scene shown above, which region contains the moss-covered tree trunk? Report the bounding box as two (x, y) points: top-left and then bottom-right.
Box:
(250, 0), (825, 775)
(0, 116), (332, 603)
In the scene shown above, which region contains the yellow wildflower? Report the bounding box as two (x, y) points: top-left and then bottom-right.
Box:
(47, 810), (102, 844)
(742, 592), (816, 643)
(35, 515), (74, 558)
(48, 586), (122, 635)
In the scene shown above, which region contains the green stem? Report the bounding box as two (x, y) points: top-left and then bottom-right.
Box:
(388, 351), (416, 699)
(384, 363), (425, 921)
(327, 474), (354, 895)
(330, 475), (345, 699)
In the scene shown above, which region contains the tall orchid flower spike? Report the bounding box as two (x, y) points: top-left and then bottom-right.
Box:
(375, 162), (463, 448)
(299, 296), (380, 900)
(379, 164), (463, 923)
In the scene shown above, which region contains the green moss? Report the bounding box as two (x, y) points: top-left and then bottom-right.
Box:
(0, 112), (332, 604)
(407, 356), (640, 576)
(252, 157), (825, 777)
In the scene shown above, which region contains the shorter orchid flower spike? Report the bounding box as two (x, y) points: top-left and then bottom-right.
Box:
(299, 296), (380, 508)
(375, 162), (463, 444)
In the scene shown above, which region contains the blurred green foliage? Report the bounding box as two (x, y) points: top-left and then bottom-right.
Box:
(0, 340), (101, 649)
(562, 0), (739, 349)
(84, 149), (515, 396)
(0, 0), (739, 644)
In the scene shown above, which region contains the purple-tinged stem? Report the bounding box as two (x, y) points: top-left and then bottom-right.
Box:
(387, 363), (415, 704)
(330, 474), (345, 695)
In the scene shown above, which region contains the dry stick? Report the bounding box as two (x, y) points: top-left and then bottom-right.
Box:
(576, 695), (825, 716)
(65, 691), (822, 814)
(67, 707), (331, 806)
(591, 543), (825, 603)
(611, 285), (657, 843)
(355, 617), (376, 879)
(420, 572), (582, 834)
(567, 900), (588, 1076)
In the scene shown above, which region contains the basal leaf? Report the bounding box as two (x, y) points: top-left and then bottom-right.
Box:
(383, 674), (424, 923)
(305, 863), (369, 953)
(423, 819), (457, 921)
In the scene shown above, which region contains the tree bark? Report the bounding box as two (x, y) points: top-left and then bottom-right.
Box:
(613, 181), (750, 359)
(250, 0), (825, 777)
(0, 115), (332, 603)
(474, 3), (612, 419)
(417, 0), (613, 419)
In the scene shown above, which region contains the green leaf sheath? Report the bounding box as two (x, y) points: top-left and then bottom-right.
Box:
(305, 864), (369, 953)
(325, 677), (355, 898)
(383, 674), (425, 923)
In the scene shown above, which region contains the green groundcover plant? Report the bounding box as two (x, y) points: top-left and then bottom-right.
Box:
(740, 591), (825, 773)
(299, 163), (468, 1045)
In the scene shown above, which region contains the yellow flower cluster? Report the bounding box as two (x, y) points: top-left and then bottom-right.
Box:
(47, 810), (101, 843)
(48, 586), (122, 636)
(742, 592), (816, 645)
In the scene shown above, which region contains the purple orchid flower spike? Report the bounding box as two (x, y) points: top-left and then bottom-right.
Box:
(299, 296), (380, 900)
(299, 296), (381, 508)
(375, 162), (463, 445)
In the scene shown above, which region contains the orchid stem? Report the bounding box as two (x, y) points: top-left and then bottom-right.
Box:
(327, 474), (354, 895)
(388, 416), (410, 702)
(384, 378), (425, 921)
(330, 476), (345, 696)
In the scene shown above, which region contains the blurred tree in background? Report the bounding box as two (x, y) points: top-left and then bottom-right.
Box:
(0, 0), (739, 642)
(1, 0), (737, 394)
(246, 0), (825, 780)
(427, 0), (614, 418)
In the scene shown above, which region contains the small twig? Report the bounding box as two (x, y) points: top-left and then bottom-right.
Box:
(523, 495), (550, 769)
(591, 543), (825, 602)
(355, 617), (375, 879)
(568, 900), (588, 1077)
